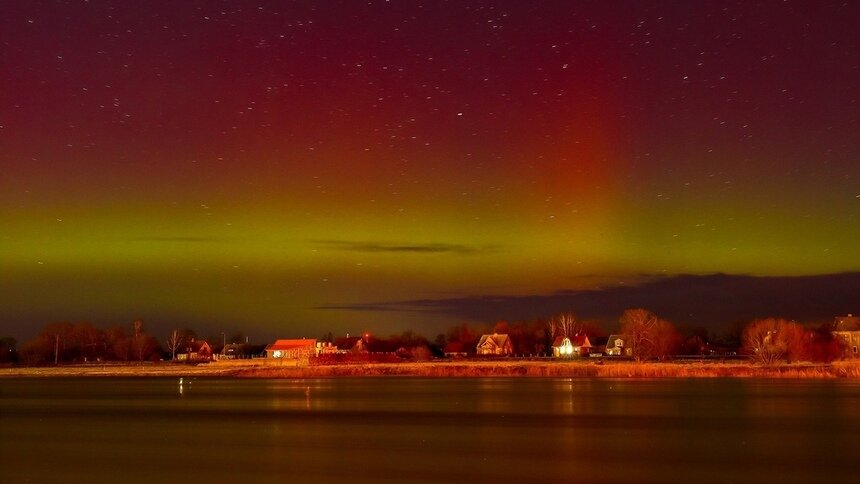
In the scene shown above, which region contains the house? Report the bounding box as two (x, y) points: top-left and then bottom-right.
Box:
(552, 334), (593, 357)
(570, 334), (593, 356)
(834, 314), (860, 358)
(265, 339), (317, 359)
(605, 334), (633, 357)
(552, 336), (573, 357)
(177, 340), (213, 362)
(476, 334), (513, 356)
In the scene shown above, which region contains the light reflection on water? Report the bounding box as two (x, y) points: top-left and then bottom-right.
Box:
(2, 377), (860, 483)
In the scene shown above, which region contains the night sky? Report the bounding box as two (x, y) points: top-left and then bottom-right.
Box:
(2, 1), (858, 341)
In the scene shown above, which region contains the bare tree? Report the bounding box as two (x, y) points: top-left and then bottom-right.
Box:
(619, 308), (659, 361)
(131, 319), (158, 361)
(548, 313), (582, 338)
(166, 329), (184, 361)
(743, 318), (802, 365)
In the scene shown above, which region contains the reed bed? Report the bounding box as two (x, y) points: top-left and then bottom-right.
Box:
(235, 359), (860, 379)
(2, 359), (858, 379)
(0, 362), (240, 378)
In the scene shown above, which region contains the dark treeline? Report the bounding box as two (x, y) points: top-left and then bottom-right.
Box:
(319, 311), (740, 360)
(1, 309), (850, 366)
(12, 320), (162, 365)
(0, 336), (17, 364)
(742, 317), (844, 364)
(327, 310), (847, 364)
(4, 321), (251, 366)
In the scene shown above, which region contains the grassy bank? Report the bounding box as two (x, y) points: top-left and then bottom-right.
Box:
(2, 360), (859, 379)
(236, 360), (860, 379)
(0, 362), (243, 378)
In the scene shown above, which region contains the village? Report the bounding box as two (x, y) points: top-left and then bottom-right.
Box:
(168, 313), (860, 368)
(3, 311), (858, 371)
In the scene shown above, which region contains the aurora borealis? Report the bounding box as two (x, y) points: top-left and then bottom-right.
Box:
(2, 1), (859, 341)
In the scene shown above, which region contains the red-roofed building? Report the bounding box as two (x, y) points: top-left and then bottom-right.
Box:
(177, 340), (213, 362)
(265, 339), (317, 360)
(552, 334), (592, 357)
(552, 336), (573, 357)
(570, 334), (593, 356)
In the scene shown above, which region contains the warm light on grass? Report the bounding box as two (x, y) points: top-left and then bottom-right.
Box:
(2, 360), (859, 379)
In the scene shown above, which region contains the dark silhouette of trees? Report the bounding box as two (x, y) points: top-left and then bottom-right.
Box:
(677, 325), (709, 355)
(385, 330), (429, 353)
(440, 319), (585, 356)
(806, 324), (845, 362)
(433, 333), (447, 349)
(536, 319), (553, 355)
(652, 319), (682, 360)
(744, 319), (846, 364)
(16, 320), (162, 365)
(446, 323), (483, 354)
(18, 337), (52, 366)
(491, 320), (510, 335)
(0, 337), (17, 364)
(105, 325), (130, 361)
(18, 322), (76, 365)
(76, 322), (106, 362)
(681, 335), (707, 355)
(128, 320), (161, 361)
(410, 345), (433, 361)
(12, 310), (854, 368)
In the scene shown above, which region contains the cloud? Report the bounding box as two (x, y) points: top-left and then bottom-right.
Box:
(318, 272), (860, 331)
(312, 239), (499, 255)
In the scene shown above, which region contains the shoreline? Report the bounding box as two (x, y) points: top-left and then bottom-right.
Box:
(2, 360), (859, 379)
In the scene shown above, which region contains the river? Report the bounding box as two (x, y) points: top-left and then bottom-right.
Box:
(2, 378), (859, 483)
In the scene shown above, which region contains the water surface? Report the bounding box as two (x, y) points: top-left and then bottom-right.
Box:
(2, 378), (859, 483)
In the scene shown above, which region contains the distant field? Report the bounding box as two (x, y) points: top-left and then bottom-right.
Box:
(2, 359), (859, 378)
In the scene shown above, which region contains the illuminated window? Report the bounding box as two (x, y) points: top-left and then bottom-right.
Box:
(273, 350), (282, 358)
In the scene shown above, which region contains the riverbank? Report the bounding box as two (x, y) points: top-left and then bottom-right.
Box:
(236, 360), (860, 378)
(2, 359), (859, 378)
